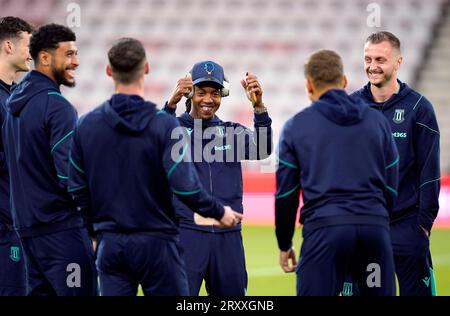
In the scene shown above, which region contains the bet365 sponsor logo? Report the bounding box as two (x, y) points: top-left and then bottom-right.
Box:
(392, 132), (407, 138)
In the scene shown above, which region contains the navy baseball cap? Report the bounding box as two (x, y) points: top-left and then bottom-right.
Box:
(191, 60), (225, 88)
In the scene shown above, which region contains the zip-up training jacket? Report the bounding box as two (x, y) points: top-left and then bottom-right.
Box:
(351, 80), (440, 232)
(68, 94), (225, 237)
(275, 89), (399, 251)
(2, 70), (82, 237)
(0, 80), (13, 226)
(163, 104), (273, 233)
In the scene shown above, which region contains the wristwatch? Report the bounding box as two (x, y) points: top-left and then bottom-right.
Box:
(254, 105), (268, 114)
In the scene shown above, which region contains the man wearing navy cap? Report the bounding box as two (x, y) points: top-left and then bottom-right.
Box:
(164, 61), (273, 296)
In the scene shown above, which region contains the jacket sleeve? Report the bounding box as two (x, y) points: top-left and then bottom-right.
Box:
(235, 111), (273, 161)
(383, 120), (399, 215)
(162, 102), (177, 116)
(67, 125), (95, 237)
(0, 104), (5, 173)
(414, 97), (440, 232)
(46, 94), (77, 189)
(162, 116), (225, 220)
(275, 119), (301, 251)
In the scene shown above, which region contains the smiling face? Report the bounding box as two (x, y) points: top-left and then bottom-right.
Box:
(49, 41), (79, 87)
(190, 83), (222, 120)
(10, 31), (32, 72)
(364, 40), (402, 88)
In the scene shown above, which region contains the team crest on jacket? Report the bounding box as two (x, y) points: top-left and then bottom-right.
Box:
(393, 109), (405, 124)
(10, 246), (20, 262)
(216, 126), (225, 137)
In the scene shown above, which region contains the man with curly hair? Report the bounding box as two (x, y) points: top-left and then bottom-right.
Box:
(2, 23), (97, 296)
(0, 15), (33, 296)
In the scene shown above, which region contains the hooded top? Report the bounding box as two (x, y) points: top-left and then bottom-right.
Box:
(275, 89), (399, 251)
(351, 81), (440, 232)
(0, 80), (13, 226)
(163, 104), (273, 233)
(68, 94), (225, 237)
(2, 70), (81, 237)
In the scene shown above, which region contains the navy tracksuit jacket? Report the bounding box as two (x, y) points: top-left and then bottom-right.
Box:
(0, 80), (13, 226)
(351, 81), (440, 296)
(68, 94), (225, 235)
(163, 107), (273, 232)
(3, 71), (96, 296)
(275, 89), (398, 295)
(3, 71), (83, 237)
(0, 80), (26, 295)
(68, 94), (226, 296)
(351, 81), (440, 231)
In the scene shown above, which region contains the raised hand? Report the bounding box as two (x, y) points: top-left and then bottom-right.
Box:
(167, 73), (193, 108)
(240, 72), (264, 109)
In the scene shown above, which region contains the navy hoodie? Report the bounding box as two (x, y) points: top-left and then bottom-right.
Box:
(0, 80), (13, 226)
(164, 105), (273, 233)
(351, 81), (440, 232)
(68, 94), (225, 237)
(275, 89), (399, 251)
(2, 70), (81, 237)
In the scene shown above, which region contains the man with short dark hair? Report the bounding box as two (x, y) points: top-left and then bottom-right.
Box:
(350, 31), (440, 296)
(68, 38), (242, 296)
(2, 23), (97, 296)
(0, 15), (33, 296)
(275, 49), (398, 296)
(164, 61), (273, 296)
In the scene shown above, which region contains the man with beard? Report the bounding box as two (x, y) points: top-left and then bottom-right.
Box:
(0, 16), (33, 296)
(2, 24), (97, 296)
(348, 31), (440, 296)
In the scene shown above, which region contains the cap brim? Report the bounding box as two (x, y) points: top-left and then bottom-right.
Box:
(192, 77), (224, 88)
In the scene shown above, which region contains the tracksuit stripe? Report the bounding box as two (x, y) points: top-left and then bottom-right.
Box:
(419, 177), (440, 189)
(70, 157), (85, 174)
(385, 185), (398, 196)
(51, 130), (74, 154)
(416, 122), (439, 134)
(276, 184), (300, 199)
(167, 143), (188, 179)
(172, 188), (201, 196)
(279, 158), (298, 169)
(68, 185), (86, 193)
(386, 156), (399, 169)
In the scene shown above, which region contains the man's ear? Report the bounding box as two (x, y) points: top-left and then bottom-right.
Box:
(2, 40), (14, 55)
(38, 51), (51, 67)
(342, 75), (348, 89)
(395, 55), (403, 71)
(144, 61), (149, 75)
(106, 64), (113, 77)
(306, 78), (314, 96)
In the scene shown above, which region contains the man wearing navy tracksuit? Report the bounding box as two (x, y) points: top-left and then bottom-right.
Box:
(2, 24), (97, 296)
(68, 39), (241, 296)
(275, 50), (398, 296)
(350, 32), (440, 296)
(0, 16), (33, 296)
(164, 61), (272, 296)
